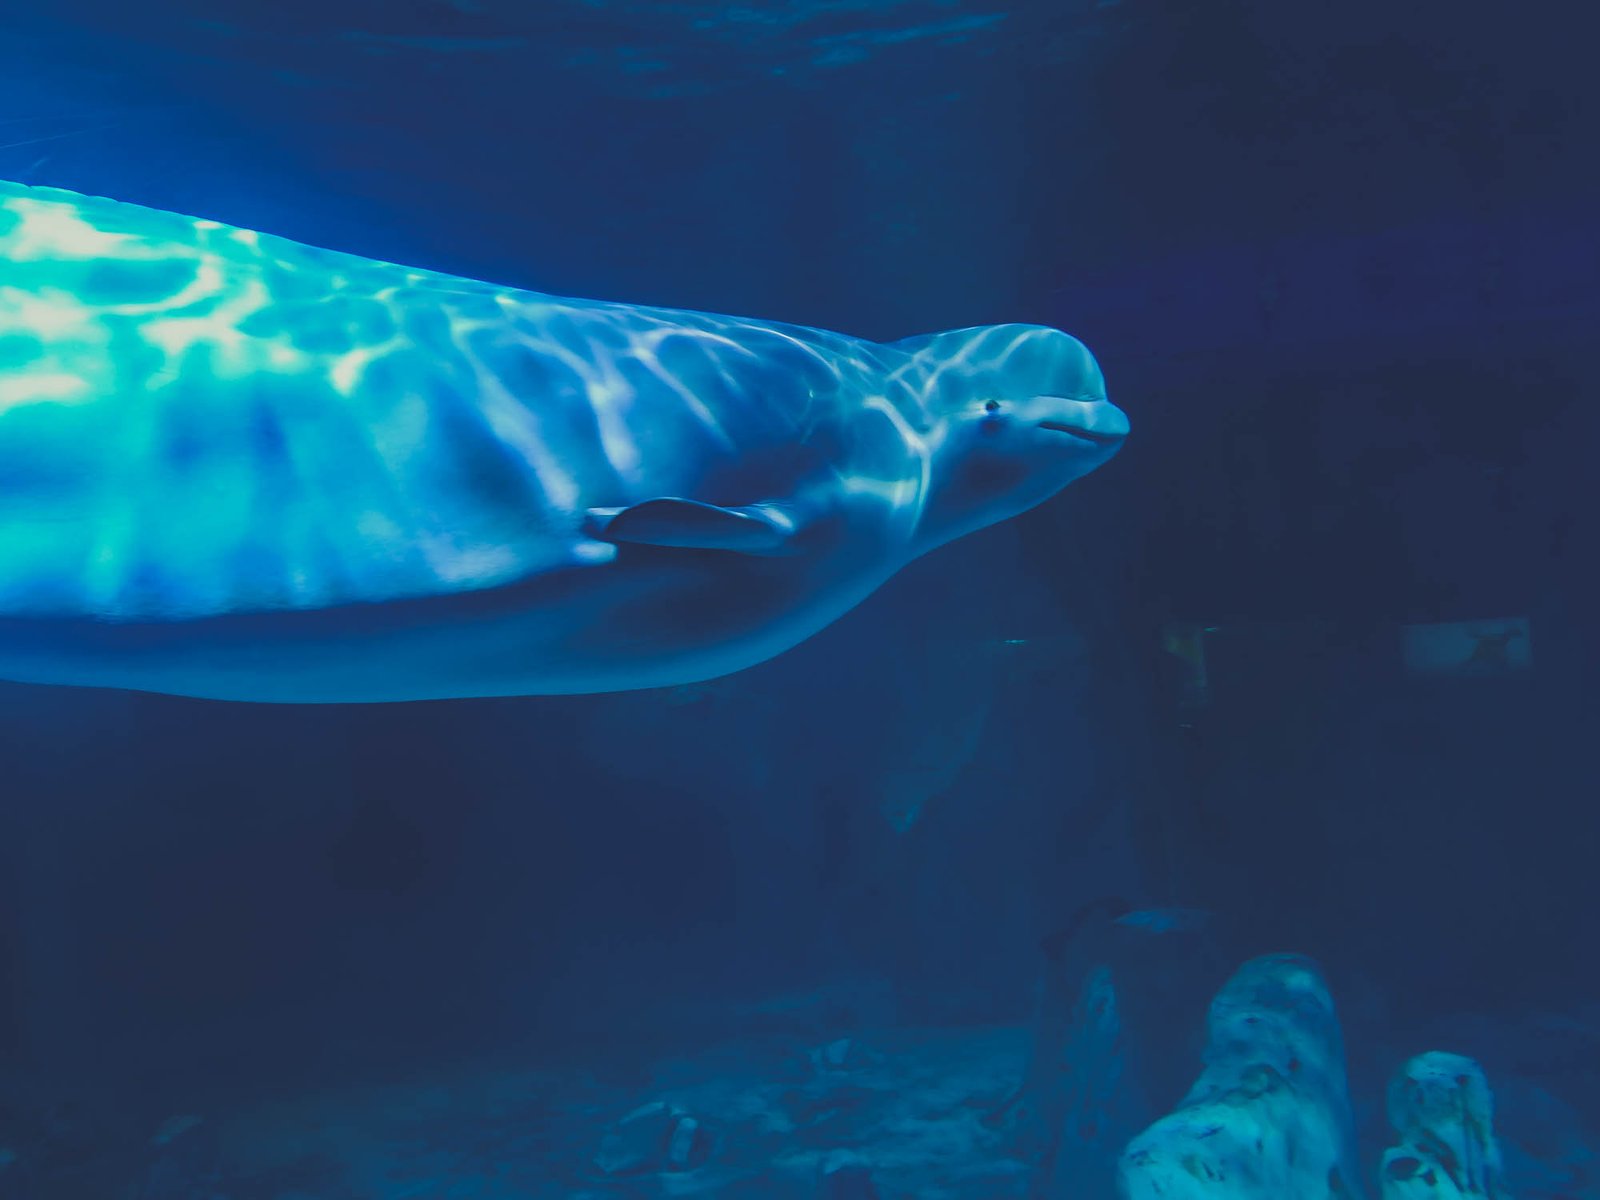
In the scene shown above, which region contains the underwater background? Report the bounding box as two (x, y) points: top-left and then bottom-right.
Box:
(0, 0), (1595, 1196)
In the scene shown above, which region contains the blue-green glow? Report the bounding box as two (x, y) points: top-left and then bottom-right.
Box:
(0, 179), (1127, 700)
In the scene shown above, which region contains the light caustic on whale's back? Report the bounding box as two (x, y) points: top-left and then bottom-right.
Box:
(0, 180), (1128, 702)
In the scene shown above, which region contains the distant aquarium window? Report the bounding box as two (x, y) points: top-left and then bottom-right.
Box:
(1401, 618), (1532, 679)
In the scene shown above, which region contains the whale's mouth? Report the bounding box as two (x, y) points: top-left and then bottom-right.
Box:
(1038, 420), (1126, 446)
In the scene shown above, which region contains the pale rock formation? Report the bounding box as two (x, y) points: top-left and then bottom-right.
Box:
(1118, 953), (1364, 1200)
(1380, 1052), (1508, 1198)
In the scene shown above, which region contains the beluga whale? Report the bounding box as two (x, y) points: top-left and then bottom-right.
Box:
(0, 180), (1128, 702)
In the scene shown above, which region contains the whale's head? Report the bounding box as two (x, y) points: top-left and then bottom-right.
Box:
(901, 324), (1129, 552)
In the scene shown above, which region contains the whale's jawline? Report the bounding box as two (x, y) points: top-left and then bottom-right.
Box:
(1038, 420), (1125, 446)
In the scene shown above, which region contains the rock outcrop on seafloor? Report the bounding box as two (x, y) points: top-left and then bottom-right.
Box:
(978, 897), (1221, 1198)
(987, 963), (1138, 1198)
(592, 1099), (715, 1177)
(980, 892), (1149, 1199)
(1118, 953), (1365, 1200)
(1380, 1052), (1509, 1198)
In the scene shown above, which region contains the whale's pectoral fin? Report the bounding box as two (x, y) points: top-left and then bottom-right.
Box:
(583, 498), (802, 555)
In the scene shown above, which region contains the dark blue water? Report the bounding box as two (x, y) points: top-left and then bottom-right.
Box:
(0, 2), (1594, 1197)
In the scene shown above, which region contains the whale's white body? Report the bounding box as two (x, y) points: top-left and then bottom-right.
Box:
(0, 181), (1128, 702)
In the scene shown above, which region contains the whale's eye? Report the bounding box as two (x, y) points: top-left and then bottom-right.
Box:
(984, 400), (1001, 413)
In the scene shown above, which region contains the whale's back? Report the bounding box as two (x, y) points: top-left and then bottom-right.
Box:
(0, 181), (840, 622)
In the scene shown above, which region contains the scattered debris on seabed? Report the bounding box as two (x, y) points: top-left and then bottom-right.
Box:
(4, 959), (1597, 1197)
